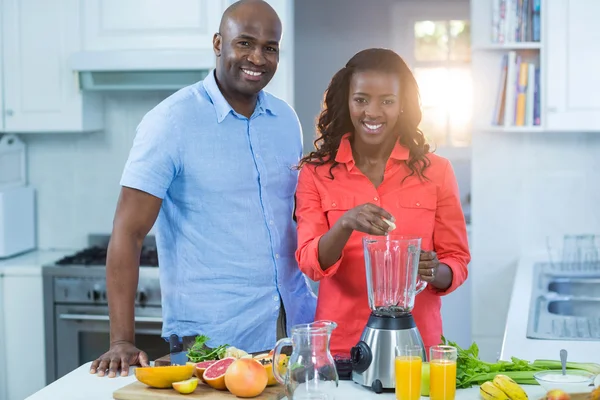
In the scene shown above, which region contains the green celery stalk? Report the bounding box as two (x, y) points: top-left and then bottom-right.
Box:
(532, 360), (600, 374)
(459, 370), (540, 388)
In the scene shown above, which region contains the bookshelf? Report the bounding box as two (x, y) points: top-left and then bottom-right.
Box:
(473, 42), (541, 51)
(472, 0), (543, 134)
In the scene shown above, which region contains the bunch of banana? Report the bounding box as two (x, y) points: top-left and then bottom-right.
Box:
(480, 375), (528, 400)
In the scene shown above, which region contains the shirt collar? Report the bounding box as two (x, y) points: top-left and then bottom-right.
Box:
(202, 70), (276, 123)
(334, 132), (410, 167)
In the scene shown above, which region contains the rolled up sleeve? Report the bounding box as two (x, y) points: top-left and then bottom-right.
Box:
(431, 160), (471, 295)
(120, 108), (180, 199)
(294, 167), (344, 281)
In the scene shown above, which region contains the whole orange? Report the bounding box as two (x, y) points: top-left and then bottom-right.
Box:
(224, 358), (268, 398)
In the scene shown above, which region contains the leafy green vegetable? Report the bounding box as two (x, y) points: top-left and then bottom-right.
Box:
(441, 336), (600, 388)
(186, 334), (229, 363)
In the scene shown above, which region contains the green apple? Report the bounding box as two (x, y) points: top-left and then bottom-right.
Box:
(421, 362), (430, 397)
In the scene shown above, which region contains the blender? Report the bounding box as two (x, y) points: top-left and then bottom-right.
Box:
(350, 235), (427, 393)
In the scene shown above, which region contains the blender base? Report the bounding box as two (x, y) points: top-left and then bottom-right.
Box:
(350, 313), (426, 392)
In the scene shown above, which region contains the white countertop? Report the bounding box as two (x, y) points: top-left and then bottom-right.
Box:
(501, 254), (600, 364)
(0, 249), (72, 275)
(27, 362), (549, 400)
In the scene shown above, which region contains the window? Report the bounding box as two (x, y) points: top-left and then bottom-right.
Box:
(414, 20), (472, 148)
(392, 2), (473, 152)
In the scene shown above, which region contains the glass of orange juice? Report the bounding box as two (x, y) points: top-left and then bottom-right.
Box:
(429, 345), (457, 400)
(395, 345), (423, 400)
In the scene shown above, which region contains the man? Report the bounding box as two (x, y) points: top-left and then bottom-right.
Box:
(90, 0), (316, 378)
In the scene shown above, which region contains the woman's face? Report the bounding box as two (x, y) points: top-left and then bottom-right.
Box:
(348, 70), (402, 147)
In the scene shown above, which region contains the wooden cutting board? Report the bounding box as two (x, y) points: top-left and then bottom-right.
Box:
(113, 381), (285, 400)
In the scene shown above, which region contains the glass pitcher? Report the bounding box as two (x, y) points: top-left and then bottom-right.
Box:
(363, 235), (427, 317)
(272, 320), (339, 400)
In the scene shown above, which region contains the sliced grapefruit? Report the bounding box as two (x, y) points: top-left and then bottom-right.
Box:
(172, 377), (199, 394)
(203, 357), (236, 390)
(135, 364), (195, 388)
(194, 360), (217, 381)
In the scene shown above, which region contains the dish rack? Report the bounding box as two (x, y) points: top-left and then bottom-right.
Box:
(545, 234), (600, 272)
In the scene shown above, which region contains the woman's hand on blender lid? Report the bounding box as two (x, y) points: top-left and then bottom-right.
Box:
(340, 203), (394, 235)
(382, 217), (396, 231)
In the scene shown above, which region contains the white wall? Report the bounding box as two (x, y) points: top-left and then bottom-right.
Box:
(294, 0), (395, 154)
(471, 131), (600, 361)
(22, 92), (171, 250)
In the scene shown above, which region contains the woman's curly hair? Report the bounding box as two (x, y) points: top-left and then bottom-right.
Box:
(299, 48), (431, 180)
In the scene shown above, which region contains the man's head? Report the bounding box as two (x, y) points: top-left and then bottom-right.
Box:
(213, 0), (282, 97)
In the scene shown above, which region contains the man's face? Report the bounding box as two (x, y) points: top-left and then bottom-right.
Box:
(213, 11), (281, 96)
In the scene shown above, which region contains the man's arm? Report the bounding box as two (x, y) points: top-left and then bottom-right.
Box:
(90, 187), (162, 377)
(107, 187), (162, 343)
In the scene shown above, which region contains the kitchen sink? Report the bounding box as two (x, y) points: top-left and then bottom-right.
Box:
(548, 278), (600, 298)
(527, 262), (600, 340)
(548, 299), (600, 318)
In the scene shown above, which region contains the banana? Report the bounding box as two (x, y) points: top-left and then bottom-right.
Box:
(480, 381), (510, 400)
(492, 375), (528, 400)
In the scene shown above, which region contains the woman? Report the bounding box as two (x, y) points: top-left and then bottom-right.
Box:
(294, 48), (471, 357)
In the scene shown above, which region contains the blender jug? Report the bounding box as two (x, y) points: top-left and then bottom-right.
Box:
(363, 235), (427, 316)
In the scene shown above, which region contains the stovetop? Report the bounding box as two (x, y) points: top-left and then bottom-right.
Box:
(51, 234), (159, 267)
(55, 245), (158, 267)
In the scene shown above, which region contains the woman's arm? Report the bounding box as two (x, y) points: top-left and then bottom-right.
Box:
(295, 166), (393, 280)
(295, 166), (346, 281)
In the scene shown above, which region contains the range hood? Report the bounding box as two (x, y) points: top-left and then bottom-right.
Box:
(69, 49), (215, 91)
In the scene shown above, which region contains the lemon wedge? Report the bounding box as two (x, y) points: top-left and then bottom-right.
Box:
(172, 377), (199, 394)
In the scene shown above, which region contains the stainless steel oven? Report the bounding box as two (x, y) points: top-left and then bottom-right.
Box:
(43, 235), (167, 383)
(54, 304), (166, 379)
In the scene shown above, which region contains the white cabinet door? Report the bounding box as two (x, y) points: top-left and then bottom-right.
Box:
(1, 0), (103, 133)
(545, 0), (600, 131)
(0, 3), (4, 132)
(80, 0), (224, 51)
(1, 274), (46, 400)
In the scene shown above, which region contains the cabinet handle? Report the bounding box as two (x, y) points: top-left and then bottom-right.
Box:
(5, 109), (14, 117)
(59, 313), (163, 324)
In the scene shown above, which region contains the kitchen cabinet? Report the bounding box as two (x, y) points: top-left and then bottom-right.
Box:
(0, 0), (103, 133)
(0, 272), (46, 400)
(80, 0), (224, 51)
(545, 0), (600, 131)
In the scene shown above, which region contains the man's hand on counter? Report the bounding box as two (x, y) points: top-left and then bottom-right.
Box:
(89, 340), (149, 377)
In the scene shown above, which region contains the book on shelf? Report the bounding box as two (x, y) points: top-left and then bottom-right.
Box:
(492, 51), (541, 127)
(492, 0), (541, 43)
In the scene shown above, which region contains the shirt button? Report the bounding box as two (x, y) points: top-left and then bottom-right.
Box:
(416, 202), (421, 206)
(273, 295), (279, 301)
(275, 254), (280, 259)
(269, 220), (274, 225)
(332, 203), (336, 207)
(256, 154), (260, 158)
(374, 197), (379, 201)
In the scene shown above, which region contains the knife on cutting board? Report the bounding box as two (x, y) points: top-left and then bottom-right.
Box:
(169, 334), (188, 365)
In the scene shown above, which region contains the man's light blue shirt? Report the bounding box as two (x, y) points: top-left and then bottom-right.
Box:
(120, 70), (317, 352)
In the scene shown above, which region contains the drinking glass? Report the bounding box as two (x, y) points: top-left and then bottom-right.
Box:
(429, 345), (457, 400)
(395, 345), (423, 400)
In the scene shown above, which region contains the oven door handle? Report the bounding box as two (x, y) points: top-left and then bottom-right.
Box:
(58, 314), (163, 324)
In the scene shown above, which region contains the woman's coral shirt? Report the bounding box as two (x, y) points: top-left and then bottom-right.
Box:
(295, 134), (471, 356)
